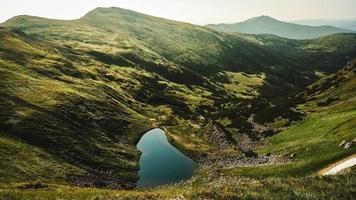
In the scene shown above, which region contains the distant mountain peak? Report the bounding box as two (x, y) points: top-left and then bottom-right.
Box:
(81, 6), (152, 23)
(245, 15), (280, 23)
(255, 15), (276, 20)
(89, 6), (126, 12)
(83, 6), (129, 16)
(206, 15), (352, 39)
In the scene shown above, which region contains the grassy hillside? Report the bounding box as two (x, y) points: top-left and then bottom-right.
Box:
(0, 169), (355, 199)
(0, 27), (153, 188)
(3, 9), (289, 73)
(0, 27), (226, 187)
(206, 15), (353, 39)
(0, 132), (84, 184)
(225, 60), (356, 176)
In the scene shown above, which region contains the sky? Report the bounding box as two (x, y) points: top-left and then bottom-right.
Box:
(1, 0), (356, 25)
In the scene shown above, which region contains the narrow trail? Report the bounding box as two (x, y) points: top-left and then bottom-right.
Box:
(319, 154), (356, 176)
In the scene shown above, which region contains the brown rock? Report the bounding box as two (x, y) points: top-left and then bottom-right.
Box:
(170, 194), (185, 200)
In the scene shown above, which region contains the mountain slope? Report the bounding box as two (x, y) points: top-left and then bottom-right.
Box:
(207, 15), (353, 39)
(0, 28), (151, 187)
(257, 59), (356, 174)
(2, 9), (298, 75)
(299, 59), (356, 109)
(5, 8), (356, 97)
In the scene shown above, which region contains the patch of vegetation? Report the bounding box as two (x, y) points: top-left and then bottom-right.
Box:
(221, 72), (265, 98)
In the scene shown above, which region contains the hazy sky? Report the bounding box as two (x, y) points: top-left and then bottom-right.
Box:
(1, 0), (356, 24)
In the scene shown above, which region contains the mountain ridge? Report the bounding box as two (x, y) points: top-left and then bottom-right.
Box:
(206, 15), (353, 39)
(291, 18), (356, 31)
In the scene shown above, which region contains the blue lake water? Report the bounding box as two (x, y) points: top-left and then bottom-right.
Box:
(137, 128), (198, 187)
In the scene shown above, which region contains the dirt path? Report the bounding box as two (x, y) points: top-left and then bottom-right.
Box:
(319, 154), (356, 176)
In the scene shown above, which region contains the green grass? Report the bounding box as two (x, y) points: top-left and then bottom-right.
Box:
(0, 133), (84, 184)
(0, 169), (355, 200)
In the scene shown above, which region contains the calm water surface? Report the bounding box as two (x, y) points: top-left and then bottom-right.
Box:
(137, 128), (198, 187)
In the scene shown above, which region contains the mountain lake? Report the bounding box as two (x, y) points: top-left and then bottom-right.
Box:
(137, 128), (198, 187)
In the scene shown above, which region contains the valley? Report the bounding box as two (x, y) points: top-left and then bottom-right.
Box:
(0, 6), (355, 200)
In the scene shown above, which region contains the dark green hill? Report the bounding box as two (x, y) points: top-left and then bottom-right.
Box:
(207, 15), (353, 39)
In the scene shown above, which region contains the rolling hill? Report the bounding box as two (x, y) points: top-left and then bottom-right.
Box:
(206, 15), (353, 39)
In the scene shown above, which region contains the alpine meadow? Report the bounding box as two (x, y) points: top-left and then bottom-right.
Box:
(0, 2), (355, 200)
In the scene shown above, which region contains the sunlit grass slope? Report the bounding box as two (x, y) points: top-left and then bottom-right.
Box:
(225, 60), (356, 176)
